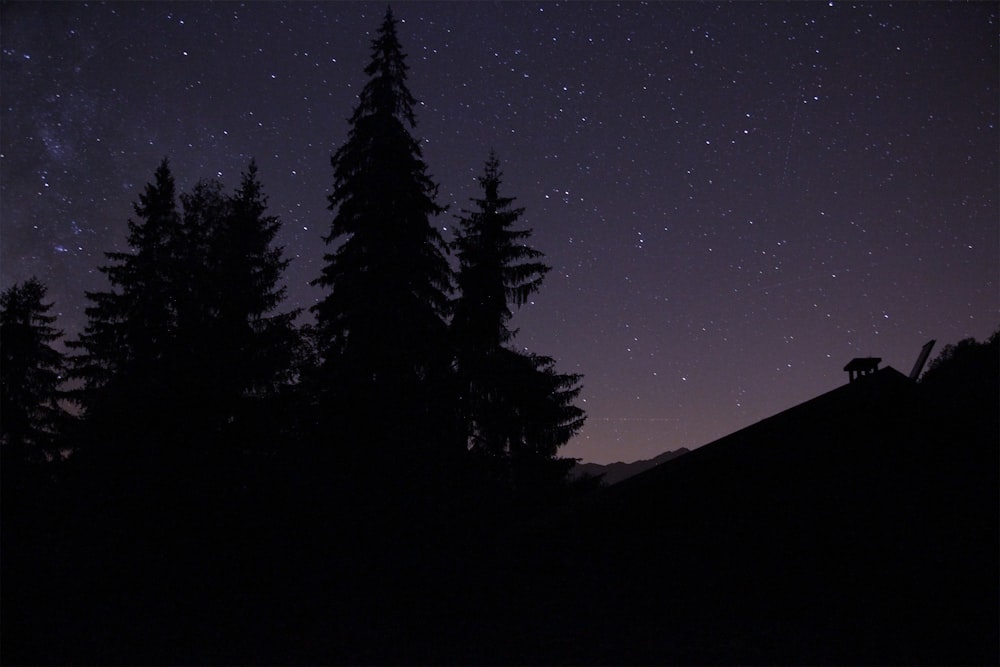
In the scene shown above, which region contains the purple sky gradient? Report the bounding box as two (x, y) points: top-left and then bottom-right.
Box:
(2, 2), (996, 463)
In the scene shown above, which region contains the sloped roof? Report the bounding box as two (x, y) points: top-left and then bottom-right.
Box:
(508, 364), (997, 663)
(611, 364), (914, 496)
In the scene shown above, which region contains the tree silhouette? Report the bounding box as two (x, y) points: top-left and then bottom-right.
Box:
(173, 177), (227, 389)
(920, 329), (999, 391)
(69, 158), (183, 446)
(452, 150), (548, 354)
(0, 278), (70, 463)
(174, 163), (300, 443)
(220, 160), (300, 398)
(452, 152), (585, 493)
(919, 327), (1000, 447)
(311, 8), (454, 458)
(71, 158), (301, 456)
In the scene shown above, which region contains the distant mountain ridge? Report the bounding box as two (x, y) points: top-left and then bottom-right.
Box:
(571, 447), (689, 485)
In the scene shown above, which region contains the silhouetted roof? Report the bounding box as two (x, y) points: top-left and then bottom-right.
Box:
(517, 363), (997, 663)
(608, 365), (912, 495)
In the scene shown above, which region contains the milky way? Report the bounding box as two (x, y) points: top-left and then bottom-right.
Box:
(2, 2), (996, 463)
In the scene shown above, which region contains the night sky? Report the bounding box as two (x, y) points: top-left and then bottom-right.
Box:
(2, 2), (996, 464)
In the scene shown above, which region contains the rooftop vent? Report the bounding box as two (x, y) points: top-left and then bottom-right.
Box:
(909, 340), (936, 380)
(844, 357), (881, 383)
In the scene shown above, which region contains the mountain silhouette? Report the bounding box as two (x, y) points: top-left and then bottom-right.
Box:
(571, 447), (690, 485)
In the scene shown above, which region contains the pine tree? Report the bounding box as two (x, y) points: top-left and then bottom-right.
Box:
(72, 157), (301, 456)
(69, 158), (183, 437)
(174, 177), (226, 358)
(166, 176), (234, 439)
(0, 278), (70, 463)
(452, 150), (548, 354)
(217, 160), (299, 401)
(311, 8), (453, 455)
(452, 152), (585, 492)
(179, 162), (300, 441)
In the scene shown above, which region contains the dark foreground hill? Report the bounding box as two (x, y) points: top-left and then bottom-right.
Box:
(4, 355), (997, 664)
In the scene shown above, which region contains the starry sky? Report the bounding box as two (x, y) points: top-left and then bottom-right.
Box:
(2, 2), (997, 464)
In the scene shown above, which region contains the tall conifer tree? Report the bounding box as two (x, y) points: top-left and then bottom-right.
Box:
(174, 178), (227, 364)
(218, 160), (299, 400)
(0, 278), (70, 462)
(73, 159), (300, 448)
(311, 9), (453, 455)
(70, 158), (183, 438)
(452, 152), (585, 492)
(452, 151), (548, 354)
(178, 162), (300, 439)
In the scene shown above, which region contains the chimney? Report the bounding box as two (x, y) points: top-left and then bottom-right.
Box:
(844, 357), (881, 383)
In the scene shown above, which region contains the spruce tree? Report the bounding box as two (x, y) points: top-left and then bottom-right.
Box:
(174, 177), (226, 358)
(179, 162), (300, 442)
(217, 160), (299, 401)
(69, 158), (183, 440)
(311, 8), (453, 456)
(167, 177), (234, 439)
(72, 157), (301, 459)
(0, 278), (70, 463)
(452, 151), (548, 354)
(452, 152), (585, 493)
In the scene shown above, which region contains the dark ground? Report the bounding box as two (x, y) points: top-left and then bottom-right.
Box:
(4, 361), (997, 665)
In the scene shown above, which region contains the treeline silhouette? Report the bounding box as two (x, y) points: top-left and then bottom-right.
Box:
(4, 10), (586, 497)
(3, 10), (590, 662)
